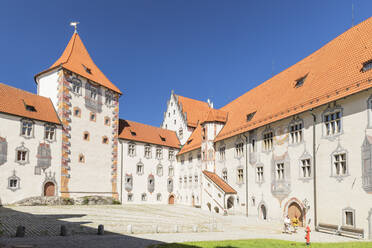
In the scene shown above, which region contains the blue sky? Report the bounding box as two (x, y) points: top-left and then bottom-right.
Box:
(0, 0), (371, 127)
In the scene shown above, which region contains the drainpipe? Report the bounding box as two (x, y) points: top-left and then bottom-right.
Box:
(242, 133), (249, 217)
(120, 141), (124, 204)
(310, 111), (318, 229)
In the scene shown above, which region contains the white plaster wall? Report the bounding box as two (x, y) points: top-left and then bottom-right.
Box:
(36, 70), (59, 108)
(0, 113), (62, 204)
(161, 92), (193, 145)
(119, 140), (179, 204)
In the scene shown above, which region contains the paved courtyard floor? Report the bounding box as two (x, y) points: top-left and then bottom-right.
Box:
(0, 204), (359, 248)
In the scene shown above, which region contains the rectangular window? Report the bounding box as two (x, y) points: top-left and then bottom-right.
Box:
(105, 91), (113, 105)
(180, 156), (185, 164)
(128, 143), (135, 156)
(168, 149), (174, 160)
(237, 168), (244, 184)
(256, 166), (264, 183)
(127, 194), (133, 202)
(236, 143), (244, 157)
(136, 164), (143, 175)
(168, 166), (174, 177)
(45, 124), (55, 141)
(17, 150), (27, 162)
(21, 120), (33, 137)
(345, 211), (354, 226)
(90, 86), (98, 100)
(71, 79), (82, 94)
(324, 111), (342, 136)
(219, 146), (226, 160)
(189, 175), (192, 183)
(276, 163), (285, 180)
(222, 170), (228, 181)
(156, 147), (162, 159)
(334, 153), (347, 175)
(194, 175), (198, 183)
(301, 159), (311, 178)
(9, 179), (18, 188)
(263, 131), (273, 151)
(188, 155), (193, 163)
(179, 129), (183, 139)
(144, 145), (151, 158)
(290, 122), (303, 144)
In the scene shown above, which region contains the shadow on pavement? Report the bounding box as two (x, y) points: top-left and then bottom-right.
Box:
(0, 206), (205, 248)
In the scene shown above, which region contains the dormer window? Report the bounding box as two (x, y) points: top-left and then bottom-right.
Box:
(82, 64), (92, 74)
(295, 75), (307, 88)
(362, 60), (372, 72)
(246, 112), (256, 122)
(25, 104), (36, 112)
(130, 130), (136, 136)
(160, 136), (166, 142)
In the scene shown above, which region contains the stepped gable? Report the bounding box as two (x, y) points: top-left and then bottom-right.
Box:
(36, 32), (121, 94)
(118, 119), (180, 148)
(0, 83), (61, 125)
(215, 16), (372, 141)
(176, 95), (211, 128)
(202, 170), (237, 194)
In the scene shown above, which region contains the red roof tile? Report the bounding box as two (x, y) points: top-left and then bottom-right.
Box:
(0, 83), (61, 125)
(118, 119), (180, 148)
(36, 33), (121, 94)
(203, 170), (237, 194)
(176, 95), (211, 128)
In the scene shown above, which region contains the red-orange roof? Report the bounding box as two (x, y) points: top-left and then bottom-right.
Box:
(0, 83), (61, 125)
(215, 17), (372, 141)
(118, 119), (180, 148)
(36, 33), (121, 94)
(176, 95), (211, 128)
(201, 108), (228, 124)
(202, 170), (237, 194)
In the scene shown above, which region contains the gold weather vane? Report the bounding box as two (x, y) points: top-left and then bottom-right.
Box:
(70, 21), (80, 33)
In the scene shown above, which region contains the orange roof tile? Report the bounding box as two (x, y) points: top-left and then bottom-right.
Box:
(214, 16), (372, 141)
(36, 33), (121, 94)
(178, 122), (202, 155)
(0, 83), (61, 125)
(202, 170), (237, 194)
(118, 119), (180, 148)
(176, 95), (211, 128)
(201, 108), (228, 124)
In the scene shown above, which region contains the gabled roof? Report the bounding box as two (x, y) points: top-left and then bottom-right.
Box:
(202, 170), (237, 194)
(118, 119), (180, 148)
(36, 33), (121, 94)
(0, 83), (61, 125)
(201, 108), (228, 124)
(178, 122), (202, 155)
(176, 95), (211, 128)
(215, 17), (372, 141)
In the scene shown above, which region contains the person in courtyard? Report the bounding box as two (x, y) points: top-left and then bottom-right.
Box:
(291, 215), (299, 233)
(284, 215), (291, 234)
(305, 219), (311, 246)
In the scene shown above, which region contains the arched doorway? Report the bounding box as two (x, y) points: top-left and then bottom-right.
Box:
(214, 206), (219, 213)
(168, 194), (175, 205)
(288, 202), (303, 226)
(227, 196), (234, 209)
(44, 182), (55, 197)
(191, 195), (195, 207)
(207, 202), (211, 211)
(260, 204), (267, 220)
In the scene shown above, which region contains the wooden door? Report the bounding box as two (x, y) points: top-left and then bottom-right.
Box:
(168, 195), (174, 205)
(288, 202), (303, 227)
(261, 205), (267, 220)
(44, 182), (55, 197)
(192, 196), (195, 207)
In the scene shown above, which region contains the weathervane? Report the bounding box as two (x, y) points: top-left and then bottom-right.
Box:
(70, 21), (80, 33)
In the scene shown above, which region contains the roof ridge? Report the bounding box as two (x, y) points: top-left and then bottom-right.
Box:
(63, 32), (78, 66)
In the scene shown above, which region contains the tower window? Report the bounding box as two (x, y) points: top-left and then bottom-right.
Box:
(90, 112), (96, 122)
(102, 136), (109, 144)
(78, 154), (85, 163)
(246, 111), (256, 122)
(83, 131), (90, 141)
(73, 107), (81, 117)
(104, 117), (110, 126)
(295, 75), (307, 88)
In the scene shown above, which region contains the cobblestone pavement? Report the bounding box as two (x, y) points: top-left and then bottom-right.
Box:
(0, 204), (360, 248)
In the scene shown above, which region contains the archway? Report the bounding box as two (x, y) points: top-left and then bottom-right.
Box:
(44, 182), (55, 197)
(191, 195), (195, 207)
(260, 204), (267, 220)
(168, 194), (175, 205)
(214, 206), (219, 213)
(288, 202), (303, 227)
(227, 196), (234, 209)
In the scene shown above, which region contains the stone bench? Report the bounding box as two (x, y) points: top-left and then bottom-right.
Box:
(317, 223), (339, 235)
(339, 226), (364, 239)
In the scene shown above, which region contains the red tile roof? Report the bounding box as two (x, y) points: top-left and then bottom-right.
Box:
(215, 17), (372, 141)
(203, 170), (237, 194)
(176, 95), (211, 128)
(201, 108), (228, 124)
(118, 119), (180, 148)
(0, 83), (61, 125)
(36, 33), (121, 94)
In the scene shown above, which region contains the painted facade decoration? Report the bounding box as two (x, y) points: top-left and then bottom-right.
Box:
(35, 143), (52, 175)
(362, 136), (372, 193)
(0, 137), (7, 165)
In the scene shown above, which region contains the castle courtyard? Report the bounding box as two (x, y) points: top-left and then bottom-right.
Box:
(0, 205), (353, 248)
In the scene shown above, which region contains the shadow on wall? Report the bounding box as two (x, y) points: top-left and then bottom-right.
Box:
(0, 206), (170, 248)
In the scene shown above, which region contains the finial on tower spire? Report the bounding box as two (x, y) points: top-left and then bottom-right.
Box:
(70, 21), (80, 33)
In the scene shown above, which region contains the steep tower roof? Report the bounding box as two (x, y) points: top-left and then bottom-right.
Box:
(36, 33), (121, 94)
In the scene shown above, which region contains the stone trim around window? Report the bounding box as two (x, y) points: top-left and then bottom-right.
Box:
(8, 170), (20, 192)
(73, 107), (82, 118)
(15, 142), (30, 165)
(330, 143), (349, 182)
(156, 163), (163, 177)
(20, 118), (34, 139)
(288, 116), (304, 146)
(255, 162), (264, 185)
(236, 166), (244, 185)
(136, 160), (144, 175)
(342, 207), (356, 228)
(321, 104), (344, 141)
(68, 76), (82, 96)
(271, 153), (291, 200)
(262, 126), (274, 153)
(128, 142), (136, 157)
(298, 150), (312, 182)
(234, 136), (244, 159)
(104, 116), (111, 126)
(44, 123), (57, 142)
